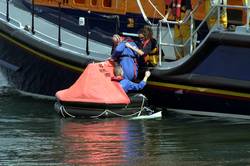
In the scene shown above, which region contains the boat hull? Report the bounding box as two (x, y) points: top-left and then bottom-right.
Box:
(0, 30), (82, 96)
(1, 0), (250, 119)
(146, 85), (250, 118)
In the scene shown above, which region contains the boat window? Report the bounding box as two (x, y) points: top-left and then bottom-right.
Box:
(74, 0), (86, 4)
(91, 0), (97, 6)
(103, 0), (112, 7)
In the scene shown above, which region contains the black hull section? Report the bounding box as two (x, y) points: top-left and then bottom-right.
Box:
(146, 86), (250, 117)
(54, 94), (150, 118)
(0, 34), (81, 96)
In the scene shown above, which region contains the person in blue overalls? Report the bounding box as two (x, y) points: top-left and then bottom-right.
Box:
(113, 65), (151, 93)
(111, 34), (138, 81)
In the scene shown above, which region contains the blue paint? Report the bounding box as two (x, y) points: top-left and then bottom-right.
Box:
(193, 45), (250, 81)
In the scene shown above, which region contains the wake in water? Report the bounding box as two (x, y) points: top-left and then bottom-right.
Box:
(0, 70), (25, 97)
(0, 70), (8, 86)
(0, 70), (14, 95)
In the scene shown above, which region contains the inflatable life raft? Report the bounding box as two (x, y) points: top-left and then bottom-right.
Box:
(54, 61), (153, 118)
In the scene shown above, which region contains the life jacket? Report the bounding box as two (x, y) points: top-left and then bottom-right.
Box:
(141, 39), (159, 66)
(172, 0), (182, 19)
(144, 47), (159, 66)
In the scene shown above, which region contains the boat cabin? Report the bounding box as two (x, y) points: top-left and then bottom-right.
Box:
(227, 0), (248, 25)
(33, 0), (166, 18)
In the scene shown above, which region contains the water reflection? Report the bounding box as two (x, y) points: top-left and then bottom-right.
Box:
(1, 92), (250, 165)
(61, 119), (131, 165)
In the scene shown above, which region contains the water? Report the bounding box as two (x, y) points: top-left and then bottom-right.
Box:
(0, 89), (250, 165)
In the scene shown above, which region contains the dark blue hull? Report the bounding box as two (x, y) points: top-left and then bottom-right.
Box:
(1, 1), (250, 118)
(0, 32), (81, 96)
(1, 30), (250, 116)
(0, 27), (250, 115)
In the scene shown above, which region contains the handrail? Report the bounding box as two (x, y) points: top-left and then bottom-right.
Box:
(31, 0), (35, 34)
(1, 0), (249, 64)
(157, 3), (250, 66)
(58, 2), (62, 46)
(0, 0), (116, 59)
(6, 0), (9, 22)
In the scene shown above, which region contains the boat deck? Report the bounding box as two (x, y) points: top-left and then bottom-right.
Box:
(0, 0), (111, 60)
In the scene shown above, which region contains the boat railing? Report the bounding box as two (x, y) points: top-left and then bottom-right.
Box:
(0, 11), (21, 28)
(1, 0), (112, 58)
(0, 10), (89, 56)
(157, 2), (250, 66)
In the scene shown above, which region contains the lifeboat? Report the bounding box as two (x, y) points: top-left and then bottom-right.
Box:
(54, 60), (153, 118)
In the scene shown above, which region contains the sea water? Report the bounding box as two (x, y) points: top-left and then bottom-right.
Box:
(0, 75), (250, 165)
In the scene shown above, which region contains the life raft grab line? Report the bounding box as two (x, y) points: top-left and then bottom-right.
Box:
(59, 105), (76, 118)
(90, 94), (153, 118)
(90, 107), (154, 119)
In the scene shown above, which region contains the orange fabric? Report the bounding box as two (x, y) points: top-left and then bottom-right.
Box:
(56, 61), (130, 104)
(191, 0), (206, 20)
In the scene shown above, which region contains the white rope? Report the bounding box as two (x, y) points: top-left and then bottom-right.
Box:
(136, 94), (147, 116)
(59, 105), (65, 118)
(89, 94), (154, 118)
(90, 104), (154, 118)
(90, 109), (110, 118)
(147, 0), (167, 19)
(59, 105), (76, 118)
(136, 0), (155, 25)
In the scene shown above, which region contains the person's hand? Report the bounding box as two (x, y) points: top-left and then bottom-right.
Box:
(145, 71), (151, 78)
(143, 71), (151, 82)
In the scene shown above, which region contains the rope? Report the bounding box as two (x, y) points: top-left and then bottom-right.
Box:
(90, 107), (154, 119)
(59, 105), (153, 119)
(147, 0), (166, 19)
(135, 94), (147, 116)
(59, 105), (76, 118)
(136, 0), (155, 25)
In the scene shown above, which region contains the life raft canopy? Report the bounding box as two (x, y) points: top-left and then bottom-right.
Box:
(55, 60), (130, 104)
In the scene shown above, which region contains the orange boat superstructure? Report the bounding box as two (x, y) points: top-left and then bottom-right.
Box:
(33, 0), (166, 19)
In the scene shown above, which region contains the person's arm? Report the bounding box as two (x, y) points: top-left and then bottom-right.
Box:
(120, 71), (151, 92)
(125, 42), (144, 56)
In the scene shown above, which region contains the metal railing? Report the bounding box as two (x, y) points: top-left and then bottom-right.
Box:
(3, 0), (250, 64)
(3, 0), (119, 56)
(157, 3), (250, 66)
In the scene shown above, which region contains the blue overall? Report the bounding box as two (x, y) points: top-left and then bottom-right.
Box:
(120, 79), (146, 93)
(112, 40), (138, 81)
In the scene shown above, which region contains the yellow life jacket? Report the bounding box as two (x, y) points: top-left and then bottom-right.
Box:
(144, 47), (159, 66)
